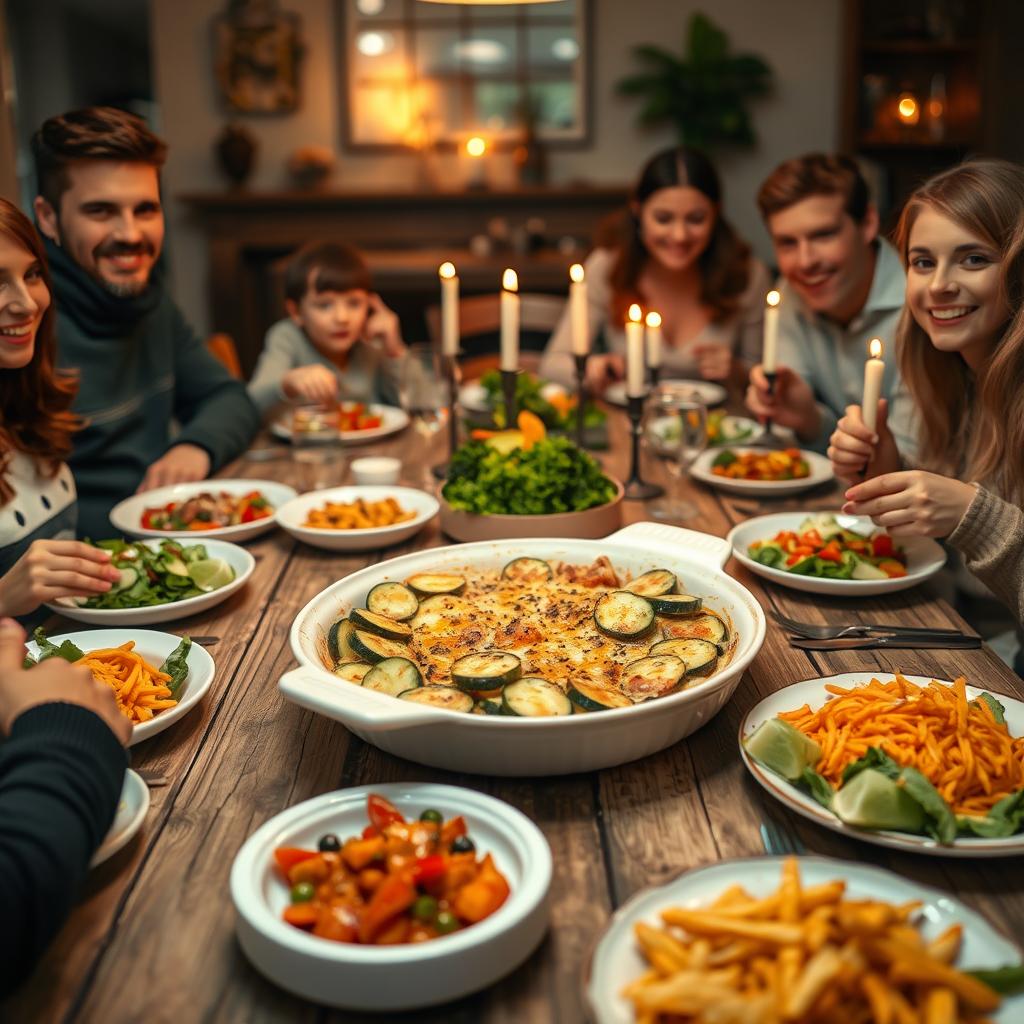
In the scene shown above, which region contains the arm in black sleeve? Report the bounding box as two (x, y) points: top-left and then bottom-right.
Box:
(0, 703), (127, 996)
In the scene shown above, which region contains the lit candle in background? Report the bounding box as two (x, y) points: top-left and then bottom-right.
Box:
(862, 338), (885, 433)
(569, 263), (588, 357)
(626, 303), (645, 398)
(762, 290), (781, 374)
(645, 311), (662, 370)
(439, 262), (458, 357)
(501, 268), (520, 372)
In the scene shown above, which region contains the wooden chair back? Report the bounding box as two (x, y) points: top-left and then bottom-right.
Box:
(207, 333), (243, 379)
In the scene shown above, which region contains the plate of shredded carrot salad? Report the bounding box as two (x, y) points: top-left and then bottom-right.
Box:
(739, 672), (1024, 856)
(24, 628), (216, 747)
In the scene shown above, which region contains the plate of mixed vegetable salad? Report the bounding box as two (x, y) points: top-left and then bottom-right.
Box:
(270, 402), (409, 444)
(649, 410), (772, 453)
(727, 512), (946, 595)
(110, 479), (297, 542)
(46, 537), (255, 625)
(741, 672), (1024, 856)
(689, 446), (833, 496)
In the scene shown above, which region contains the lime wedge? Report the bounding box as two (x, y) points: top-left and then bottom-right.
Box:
(832, 769), (926, 832)
(744, 717), (821, 781)
(187, 557), (235, 593)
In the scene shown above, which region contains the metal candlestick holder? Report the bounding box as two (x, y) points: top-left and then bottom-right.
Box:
(501, 368), (518, 429)
(763, 369), (778, 440)
(431, 352), (459, 480)
(624, 393), (663, 501)
(650, 365), (661, 391)
(573, 353), (588, 450)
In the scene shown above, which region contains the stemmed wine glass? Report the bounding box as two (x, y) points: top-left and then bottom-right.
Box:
(397, 343), (449, 487)
(645, 385), (708, 522)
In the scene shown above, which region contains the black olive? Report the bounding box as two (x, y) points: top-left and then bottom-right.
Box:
(450, 835), (475, 854)
(318, 833), (341, 852)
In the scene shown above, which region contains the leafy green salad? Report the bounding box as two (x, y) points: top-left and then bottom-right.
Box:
(479, 370), (606, 431)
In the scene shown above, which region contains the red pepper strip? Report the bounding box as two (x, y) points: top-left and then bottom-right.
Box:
(367, 793), (406, 831)
(412, 854), (447, 885)
(362, 824), (379, 839)
(357, 871), (417, 943)
(274, 847), (319, 877)
(817, 541), (843, 564)
(800, 529), (824, 549)
(871, 534), (895, 558)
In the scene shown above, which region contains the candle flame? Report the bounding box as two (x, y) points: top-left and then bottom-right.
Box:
(869, 338), (883, 359)
(569, 263), (584, 284)
(628, 303), (642, 323)
(439, 261), (456, 280)
(766, 289), (781, 308)
(897, 95), (918, 122)
(466, 136), (487, 157)
(502, 268), (518, 292)
(645, 311), (662, 328)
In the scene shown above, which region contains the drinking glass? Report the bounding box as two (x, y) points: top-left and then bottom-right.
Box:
(290, 402), (344, 492)
(398, 343), (449, 487)
(645, 386), (707, 521)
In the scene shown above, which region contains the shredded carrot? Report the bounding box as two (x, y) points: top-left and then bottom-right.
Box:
(778, 673), (1024, 816)
(76, 642), (177, 724)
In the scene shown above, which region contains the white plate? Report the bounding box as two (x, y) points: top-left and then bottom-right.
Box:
(649, 413), (768, 453)
(46, 538), (255, 625)
(605, 378), (727, 408)
(91, 769), (149, 868)
(109, 479), (297, 542)
(740, 673), (1024, 857)
(26, 629), (216, 747)
(727, 511), (946, 596)
(458, 381), (491, 413)
(270, 404), (410, 444)
(690, 446), (834, 497)
(586, 855), (1023, 1024)
(274, 485), (439, 552)
(231, 783), (552, 1011)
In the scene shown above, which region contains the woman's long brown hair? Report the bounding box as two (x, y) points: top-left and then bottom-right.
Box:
(893, 159), (1024, 503)
(0, 198), (79, 504)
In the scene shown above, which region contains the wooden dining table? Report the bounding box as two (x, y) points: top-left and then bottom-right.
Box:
(7, 406), (1024, 1024)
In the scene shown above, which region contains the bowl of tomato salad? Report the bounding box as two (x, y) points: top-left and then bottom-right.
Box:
(230, 784), (552, 1010)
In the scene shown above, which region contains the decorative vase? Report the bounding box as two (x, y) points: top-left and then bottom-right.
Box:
(215, 123), (257, 187)
(514, 126), (548, 188)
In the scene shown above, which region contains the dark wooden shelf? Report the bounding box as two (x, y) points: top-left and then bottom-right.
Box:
(861, 39), (979, 55)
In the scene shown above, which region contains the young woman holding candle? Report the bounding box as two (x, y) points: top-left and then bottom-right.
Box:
(539, 146), (769, 393)
(829, 160), (1024, 623)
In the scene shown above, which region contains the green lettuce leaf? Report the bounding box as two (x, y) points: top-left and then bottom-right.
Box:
(29, 627), (84, 665)
(973, 691), (1006, 725)
(800, 767), (834, 809)
(897, 766), (958, 844)
(841, 746), (902, 784)
(158, 636), (192, 696)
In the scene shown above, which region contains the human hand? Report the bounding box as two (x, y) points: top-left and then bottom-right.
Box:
(693, 342), (732, 381)
(842, 470), (976, 538)
(0, 540), (121, 618)
(363, 294), (405, 358)
(828, 399), (901, 485)
(585, 354), (625, 394)
(281, 364), (339, 406)
(745, 364), (821, 441)
(137, 443), (212, 493)
(0, 617), (131, 742)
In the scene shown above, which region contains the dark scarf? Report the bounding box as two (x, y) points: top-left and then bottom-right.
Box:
(44, 237), (164, 338)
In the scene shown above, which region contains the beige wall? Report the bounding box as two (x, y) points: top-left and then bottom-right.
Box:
(152, 0), (842, 335)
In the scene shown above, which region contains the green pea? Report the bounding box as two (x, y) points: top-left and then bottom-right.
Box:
(290, 881), (315, 903)
(412, 895), (438, 922)
(419, 809), (443, 825)
(435, 910), (459, 935)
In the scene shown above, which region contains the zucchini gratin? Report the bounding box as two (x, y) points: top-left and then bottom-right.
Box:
(322, 556), (735, 717)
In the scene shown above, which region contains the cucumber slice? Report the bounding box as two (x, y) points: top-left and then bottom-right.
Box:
(450, 651), (522, 690)
(648, 594), (703, 616)
(406, 573), (465, 596)
(328, 618), (360, 662)
(362, 657), (422, 696)
(365, 582), (419, 622)
(351, 630), (411, 664)
(475, 697), (505, 716)
(502, 678), (573, 717)
(399, 685), (473, 713)
(625, 569), (677, 597)
(110, 566), (139, 593)
(501, 557), (553, 583)
(619, 655), (686, 702)
(594, 591), (656, 640)
(568, 677), (633, 712)
(663, 613), (728, 650)
(350, 607), (412, 642)
(649, 638), (719, 677)
(333, 662), (371, 684)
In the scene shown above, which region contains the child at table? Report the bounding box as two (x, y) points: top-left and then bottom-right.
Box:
(827, 160), (1024, 628)
(247, 242), (407, 419)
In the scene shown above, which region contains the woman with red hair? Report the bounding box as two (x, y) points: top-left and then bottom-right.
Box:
(0, 198), (120, 616)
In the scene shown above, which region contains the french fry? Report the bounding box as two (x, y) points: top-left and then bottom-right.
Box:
(923, 987), (957, 1024)
(783, 945), (844, 1019)
(926, 925), (962, 965)
(871, 939), (1001, 1012)
(658, 909), (804, 945)
(861, 970), (896, 1024)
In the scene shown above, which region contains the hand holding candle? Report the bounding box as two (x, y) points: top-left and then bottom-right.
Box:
(862, 338), (885, 433)
(569, 263), (588, 357)
(645, 311), (662, 371)
(762, 289), (781, 376)
(500, 268), (520, 372)
(439, 262), (459, 357)
(625, 303), (645, 398)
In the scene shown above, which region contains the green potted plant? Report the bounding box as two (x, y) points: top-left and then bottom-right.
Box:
(617, 12), (773, 149)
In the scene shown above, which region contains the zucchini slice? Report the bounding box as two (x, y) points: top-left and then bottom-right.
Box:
(450, 651), (522, 690)
(568, 677), (633, 712)
(648, 594), (703, 616)
(501, 557), (553, 583)
(410, 594), (471, 630)
(663, 613), (728, 650)
(351, 629), (411, 664)
(625, 569), (677, 598)
(619, 655), (687, 702)
(649, 638), (719, 677)
(398, 685), (472, 713)
(365, 582), (419, 622)
(333, 662), (372, 684)
(328, 618), (359, 663)
(406, 573), (465, 596)
(362, 657), (422, 696)
(349, 607), (413, 642)
(594, 591), (656, 640)
(501, 678), (573, 717)
(475, 697), (505, 716)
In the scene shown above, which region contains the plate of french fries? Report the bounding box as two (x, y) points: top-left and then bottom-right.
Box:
(275, 486), (439, 552)
(585, 855), (1023, 1024)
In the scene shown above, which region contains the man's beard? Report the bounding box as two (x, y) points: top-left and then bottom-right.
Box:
(91, 239), (156, 297)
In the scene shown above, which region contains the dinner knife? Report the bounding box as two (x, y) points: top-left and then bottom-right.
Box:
(791, 635), (983, 651)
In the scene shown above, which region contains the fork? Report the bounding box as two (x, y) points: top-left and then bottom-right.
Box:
(771, 611), (968, 641)
(759, 817), (806, 856)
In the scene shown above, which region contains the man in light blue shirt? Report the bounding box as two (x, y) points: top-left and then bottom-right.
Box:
(746, 154), (916, 457)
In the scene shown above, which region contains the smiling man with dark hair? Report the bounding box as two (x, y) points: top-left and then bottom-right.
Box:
(31, 106), (258, 538)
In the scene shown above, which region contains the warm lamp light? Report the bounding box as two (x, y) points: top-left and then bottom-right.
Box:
(869, 338), (883, 360)
(897, 93), (920, 125)
(503, 268), (518, 293)
(465, 136), (487, 157)
(569, 263), (584, 284)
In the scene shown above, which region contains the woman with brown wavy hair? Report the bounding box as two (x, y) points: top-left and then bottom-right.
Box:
(540, 146), (768, 392)
(828, 160), (1024, 624)
(0, 198), (120, 617)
